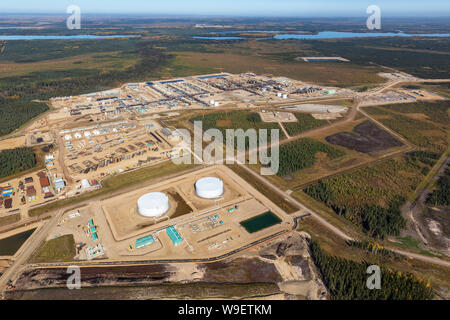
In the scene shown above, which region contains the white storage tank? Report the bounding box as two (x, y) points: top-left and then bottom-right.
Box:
(138, 192), (169, 217)
(195, 177), (224, 199)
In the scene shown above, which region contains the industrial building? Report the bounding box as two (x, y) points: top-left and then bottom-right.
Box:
(166, 226), (183, 246)
(136, 235), (154, 248)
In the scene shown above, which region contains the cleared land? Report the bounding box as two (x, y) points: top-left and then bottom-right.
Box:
(325, 120), (403, 154)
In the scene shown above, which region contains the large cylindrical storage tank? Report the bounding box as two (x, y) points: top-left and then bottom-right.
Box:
(195, 177), (224, 199)
(138, 192), (169, 217)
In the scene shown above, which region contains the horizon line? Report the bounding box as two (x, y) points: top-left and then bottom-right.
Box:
(1, 12), (450, 19)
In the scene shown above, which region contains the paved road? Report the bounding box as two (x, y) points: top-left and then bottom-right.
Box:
(236, 162), (353, 241)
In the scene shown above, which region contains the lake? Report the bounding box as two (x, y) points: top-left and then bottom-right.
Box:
(193, 31), (450, 40)
(273, 31), (450, 40)
(192, 36), (243, 40)
(0, 35), (141, 40)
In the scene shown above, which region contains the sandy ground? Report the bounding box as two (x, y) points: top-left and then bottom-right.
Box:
(0, 136), (26, 151)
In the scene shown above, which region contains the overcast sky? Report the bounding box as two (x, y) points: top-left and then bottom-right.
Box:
(2, 0), (450, 17)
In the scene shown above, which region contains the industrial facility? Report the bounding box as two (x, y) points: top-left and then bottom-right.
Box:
(49, 166), (293, 262)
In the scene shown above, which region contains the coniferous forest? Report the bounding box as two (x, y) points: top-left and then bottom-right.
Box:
(0, 147), (36, 178)
(308, 240), (434, 300)
(426, 167), (450, 206)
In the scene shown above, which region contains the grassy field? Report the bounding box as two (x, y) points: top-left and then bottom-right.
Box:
(32, 234), (76, 263)
(364, 101), (449, 154)
(163, 51), (384, 87)
(29, 161), (197, 217)
(0, 51), (139, 78)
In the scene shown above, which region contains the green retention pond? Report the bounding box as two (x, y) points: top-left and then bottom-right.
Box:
(0, 228), (36, 256)
(240, 211), (282, 233)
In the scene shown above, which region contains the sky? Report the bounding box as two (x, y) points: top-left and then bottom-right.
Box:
(2, 0), (450, 17)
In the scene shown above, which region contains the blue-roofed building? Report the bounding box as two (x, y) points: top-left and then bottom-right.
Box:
(198, 74), (228, 80)
(159, 79), (184, 84)
(166, 226), (183, 246)
(92, 232), (98, 242)
(2, 188), (14, 197)
(136, 235), (154, 248)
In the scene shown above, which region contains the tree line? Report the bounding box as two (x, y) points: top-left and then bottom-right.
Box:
(0, 147), (36, 178)
(308, 239), (434, 300)
(426, 167), (450, 206)
(277, 138), (345, 176)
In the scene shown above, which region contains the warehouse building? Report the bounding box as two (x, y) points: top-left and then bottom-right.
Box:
(166, 226), (183, 246)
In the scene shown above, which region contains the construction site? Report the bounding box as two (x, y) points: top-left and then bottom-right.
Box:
(46, 165), (293, 262)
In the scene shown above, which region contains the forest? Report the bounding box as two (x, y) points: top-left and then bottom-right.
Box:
(308, 37), (450, 79)
(426, 167), (450, 206)
(381, 101), (450, 125)
(308, 240), (434, 300)
(304, 151), (439, 238)
(277, 138), (345, 176)
(190, 110), (284, 146)
(0, 101), (48, 136)
(0, 41), (170, 136)
(283, 113), (328, 136)
(0, 147), (36, 178)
